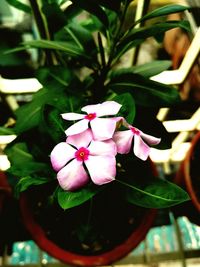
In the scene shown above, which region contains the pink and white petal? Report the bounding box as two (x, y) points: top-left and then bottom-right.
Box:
(57, 159), (89, 191)
(88, 139), (117, 156)
(61, 112), (85, 121)
(90, 117), (116, 141)
(65, 119), (89, 136)
(94, 101), (122, 117)
(140, 132), (161, 145)
(67, 129), (93, 148)
(50, 142), (76, 172)
(85, 155), (116, 185)
(133, 135), (150, 161)
(81, 103), (101, 114)
(113, 130), (133, 154)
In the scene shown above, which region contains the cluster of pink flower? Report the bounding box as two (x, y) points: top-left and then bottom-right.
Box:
(50, 101), (161, 191)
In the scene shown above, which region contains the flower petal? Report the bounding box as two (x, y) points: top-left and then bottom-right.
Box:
(50, 142), (76, 172)
(85, 155), (116, 185)
(90, 117), (116, 140)
(88, 139), (117, 156)
(65, 119), (88, 136)
(67, 129), (93, 148)
(57, 159), (89, 191)
(81, 103), (101, 114)
(61, 112), (85, 121)
(95, 101), (122, 117)
(81, 101), (121, 117)
(133, 135), (150, 161)
(140, 131), (161, 145)
(113, 130), (133, 154)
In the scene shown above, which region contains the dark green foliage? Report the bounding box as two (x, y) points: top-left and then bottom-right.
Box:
(2, 0), (190, 210)
(112, 93), (135, 124)
(57, 184), (102, 209)
(5, 0), (31, 13)
(107, 73), (181, 107)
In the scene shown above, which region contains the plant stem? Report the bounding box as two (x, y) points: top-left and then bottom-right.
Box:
(93, 2), (131, 102)
(115, 178), (129, 187)
(107, 0), (130, 69)
(29, 0), (57, 65)
(29, 0), (49, 40)
(97, 32), (106, 69)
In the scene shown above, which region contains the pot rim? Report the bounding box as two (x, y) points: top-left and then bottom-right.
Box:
(183, 131), (200, 212)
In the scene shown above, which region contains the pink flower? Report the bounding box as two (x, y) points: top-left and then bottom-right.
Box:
(50, 129), (117, 191)
(113, 126), (161, 161)
(61, 101), (122, 141)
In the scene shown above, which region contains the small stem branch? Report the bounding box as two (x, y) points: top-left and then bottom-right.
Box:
(29, 0), (57, 65)
(97, 32), (106, 69)
(29, 0), (50, 40)
(106, 0), (130, 69)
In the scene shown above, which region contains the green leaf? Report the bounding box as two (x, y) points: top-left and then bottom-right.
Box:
(112, 93), (135, 124)
(42, 3), (68, 34)
(5, 142), (54, 178)
(5, 143), (33, 166)
(42, 104), (65, 143)
(22, 40), (90, 59)
(137, 4), (189, 24)
(14, 86), (67, 134)
(122, 60), (171, 77)
(0, 127), (15, 135)
(107, 73), (181, 107)
(110, 60), (172, 79)
(57, 185), (101, 210)
(3, 46), (29, 55)
(55, 21), (98, 61)
(35, 65), (81, 92)
(15, 176), (50, 196)
(63, 3), (82, 21)
(96, 0), (121, 12)
(70, 0), (109, 27)
(115, 20), (190, 59)
(5, 0), (31, 13)
(8, 162), (50, 177)
(133, 60), (172, 77)
(118, 177), (190, 208)
(14, 103), (42, 134)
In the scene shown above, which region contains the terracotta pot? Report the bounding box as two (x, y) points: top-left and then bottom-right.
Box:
(0, 171), (11, 213)
(174, 131), (200, 225)
(19, 159), (158, 267)
(0, 171), (30, 255)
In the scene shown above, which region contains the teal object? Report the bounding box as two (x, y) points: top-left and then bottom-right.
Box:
(9, 216), (200, 264)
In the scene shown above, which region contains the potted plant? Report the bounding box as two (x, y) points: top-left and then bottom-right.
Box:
(1, 0), (190, 266)
(174, 131), (200, 225)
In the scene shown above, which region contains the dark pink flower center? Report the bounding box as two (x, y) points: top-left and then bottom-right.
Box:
(84, 113), (96, 121)
(75, 147), (90, 161)
(131, 127), (140, 135)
